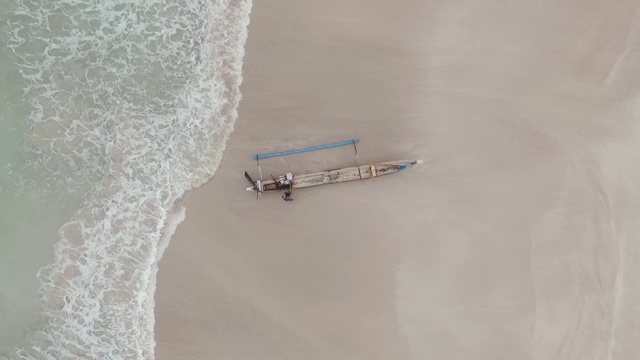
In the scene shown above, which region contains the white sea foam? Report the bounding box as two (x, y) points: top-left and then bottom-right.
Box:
(5, 0), (252, 358)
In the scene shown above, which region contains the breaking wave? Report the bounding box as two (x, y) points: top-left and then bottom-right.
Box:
(4, 0), (252, 358)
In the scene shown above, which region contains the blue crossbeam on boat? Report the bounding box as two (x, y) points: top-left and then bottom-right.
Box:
(252, 139), (359, 160)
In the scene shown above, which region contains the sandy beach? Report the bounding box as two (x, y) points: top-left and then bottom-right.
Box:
(155, 1), (640, 359)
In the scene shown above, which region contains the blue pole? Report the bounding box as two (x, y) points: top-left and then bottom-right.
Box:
(252, 139), (359, 160)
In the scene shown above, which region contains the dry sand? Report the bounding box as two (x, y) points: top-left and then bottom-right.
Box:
(155, 1), (640, 359)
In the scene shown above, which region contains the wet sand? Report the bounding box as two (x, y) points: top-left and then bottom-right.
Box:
(155, 1), (640, 359)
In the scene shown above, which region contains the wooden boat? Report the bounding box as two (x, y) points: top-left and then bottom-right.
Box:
(245, 140), (422, 197)
(246, 160), (422, 192)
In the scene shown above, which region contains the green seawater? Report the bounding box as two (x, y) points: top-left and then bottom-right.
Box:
(0, 0), (251, 355)
(0, 2), (78, 353)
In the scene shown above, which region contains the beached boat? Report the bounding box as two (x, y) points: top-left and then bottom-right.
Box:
(244, 140), (422, 196)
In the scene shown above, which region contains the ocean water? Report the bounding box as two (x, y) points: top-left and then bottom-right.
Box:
(0, 0), (252, 358)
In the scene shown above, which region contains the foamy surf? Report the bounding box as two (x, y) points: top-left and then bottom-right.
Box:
(4, 0), (252, 358)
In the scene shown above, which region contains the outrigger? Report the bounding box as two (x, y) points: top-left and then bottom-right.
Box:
(244, 139), (422, 198)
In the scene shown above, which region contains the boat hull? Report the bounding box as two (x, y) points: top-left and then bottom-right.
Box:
(246, 160), (422, 192)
